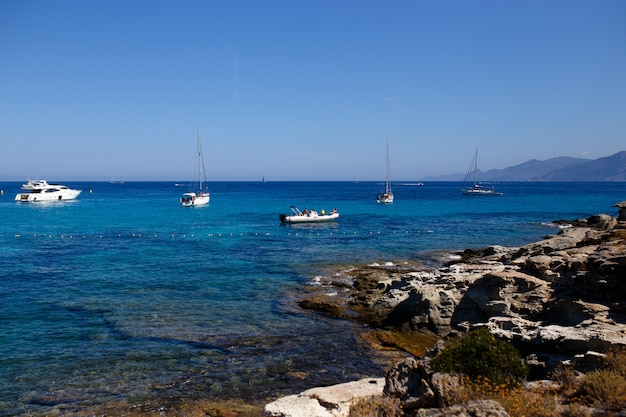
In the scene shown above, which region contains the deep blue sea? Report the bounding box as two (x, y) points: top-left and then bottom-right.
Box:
(1, 180), (624, 415)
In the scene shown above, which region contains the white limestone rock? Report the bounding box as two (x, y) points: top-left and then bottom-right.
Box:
(264, 378), (385, 417)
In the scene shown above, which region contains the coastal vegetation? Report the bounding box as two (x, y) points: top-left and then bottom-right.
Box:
(575, 346), (626, 411)
(429, 327), (529, 388)
(346, 344), (626, 417)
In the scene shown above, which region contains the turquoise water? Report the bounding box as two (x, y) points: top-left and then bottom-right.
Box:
(0, 181), (624, 415)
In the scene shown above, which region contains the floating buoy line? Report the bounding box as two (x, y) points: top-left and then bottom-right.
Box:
(9, 229), (435, 241)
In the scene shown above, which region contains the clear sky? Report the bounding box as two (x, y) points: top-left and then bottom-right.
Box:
(1, 1), (624, 181)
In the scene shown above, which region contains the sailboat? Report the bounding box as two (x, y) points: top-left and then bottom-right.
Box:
(461, 149), (502, 196)
(180, 129), (211, 207)
(376, 139), (394, 204)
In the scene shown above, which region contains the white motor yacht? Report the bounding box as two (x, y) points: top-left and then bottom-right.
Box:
(15, 180), (82, 202)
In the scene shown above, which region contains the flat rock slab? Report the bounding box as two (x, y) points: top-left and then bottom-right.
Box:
(264, 377), (385, 417)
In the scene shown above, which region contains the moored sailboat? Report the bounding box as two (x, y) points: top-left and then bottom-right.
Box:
(461, 149), (502, 196)
(376, 139), (394, 204)
(180, 129), (210, 207)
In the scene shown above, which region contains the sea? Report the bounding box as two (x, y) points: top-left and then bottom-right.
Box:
(1, 180), (624, 416)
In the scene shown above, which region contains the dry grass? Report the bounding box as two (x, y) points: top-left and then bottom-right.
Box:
(550, 364), (579, 397)
(448, 375), (560, 417)
(437, 346), (626, 416)
(348, 395), (404, 417)
(575, 369), (626, 410)
(572, 345), (626, 411)
(605, 345), (626, 376)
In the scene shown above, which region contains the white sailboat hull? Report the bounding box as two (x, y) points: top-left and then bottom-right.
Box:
(180, 192), (210, 207)
(461, 187), (502, 196)
(461, 149), (502, 196)
(376, 192), (394, 204)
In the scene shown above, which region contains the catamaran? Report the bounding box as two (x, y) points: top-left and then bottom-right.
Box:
(461, 149), (502, 196)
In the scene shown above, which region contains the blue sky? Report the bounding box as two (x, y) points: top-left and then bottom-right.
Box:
(1, 1), (624, 181)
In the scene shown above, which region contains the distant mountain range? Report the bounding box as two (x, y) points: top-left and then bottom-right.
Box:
(425, 151), (626, 182)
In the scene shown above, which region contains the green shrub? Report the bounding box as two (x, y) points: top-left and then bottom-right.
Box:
(430, 327), (528, 387)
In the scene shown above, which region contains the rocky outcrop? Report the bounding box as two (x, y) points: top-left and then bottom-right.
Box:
(299, 213), (626, 371)
(264, 213), (626, 417)
(264, 214), (626, 417)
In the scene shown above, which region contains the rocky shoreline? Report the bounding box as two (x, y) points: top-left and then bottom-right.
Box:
(266, 208), (626, 416)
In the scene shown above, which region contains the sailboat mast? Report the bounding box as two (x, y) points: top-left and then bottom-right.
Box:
(196, 128), (207, 192)
(385, 139), (391, 193)
(473, 149), (478, 187)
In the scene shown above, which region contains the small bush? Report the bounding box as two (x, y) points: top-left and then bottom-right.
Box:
(430, 327), (528, 387)
(605, 345), (626, 377)
(499, 389), (558, 417)
(551, 364), (579, 397)
(576, 368), (626, 409)
(348, 395), (403, 417)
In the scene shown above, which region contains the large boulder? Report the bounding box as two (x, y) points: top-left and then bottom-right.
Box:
(587, 213), (617, 230)
(457, 270), (551, 321)
(383, 357), (468, 411)
(384, 357), (436, 410)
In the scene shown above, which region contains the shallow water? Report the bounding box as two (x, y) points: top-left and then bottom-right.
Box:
(0, 180), (623, 415)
